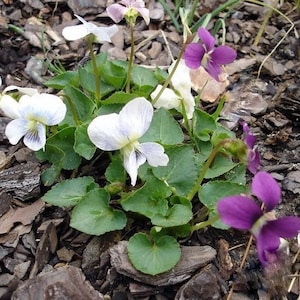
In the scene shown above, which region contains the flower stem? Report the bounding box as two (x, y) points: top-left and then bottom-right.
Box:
(86, 37), (101, 102)
(64, 95), (80, 126)
(152, 43), (186, 105)
(126, 23), (135, 93)
(190, 215), (219, 232)
(187, 138), (234, 201)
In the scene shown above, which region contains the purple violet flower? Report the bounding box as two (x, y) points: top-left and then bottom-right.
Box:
(107, 0), (150, 25)
(217, 171), (300, 266)
(183, 27), (236, 81)
(241, 121), (260, 174)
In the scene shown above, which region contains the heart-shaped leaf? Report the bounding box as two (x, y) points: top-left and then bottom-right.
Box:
(140, 108), (184, 145)
(121, 178), (171, 218)
(153, 145), (197, 197)
(127, 233), (181, 275)
(151, 204), (192, 227)
(42, 176), (96, 208)
(70, 188), (126, 235)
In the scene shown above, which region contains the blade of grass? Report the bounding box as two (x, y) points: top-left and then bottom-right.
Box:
(158, 0), (182, 32)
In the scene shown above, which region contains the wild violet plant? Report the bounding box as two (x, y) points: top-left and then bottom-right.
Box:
(0, 1), (299, 276)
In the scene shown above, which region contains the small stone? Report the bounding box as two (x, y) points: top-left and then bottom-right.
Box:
(14, 261), (31, 279)
(166, 31), (181, 44)
(107, 47), (127, 61)
(67, 0), (105, 16)
(283, 171), (300, 194)
(135, 52), (147, 62)
(56, 247), (76, 262)
(175, 264), (226, 299)
(0, 273), (15, 286)
(148, 42), (162, 59)
(149, 1), (164, 22)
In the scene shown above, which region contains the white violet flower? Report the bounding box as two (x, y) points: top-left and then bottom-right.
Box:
(0, 92), (67, 151)
(151, 59), (195, 119)
(62, 14), (118, 43)
(87, 97), (169, 186)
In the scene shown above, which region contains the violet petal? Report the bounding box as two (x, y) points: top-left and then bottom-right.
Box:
(184, 43), (205, 69)
(256, 223), (280, 265)
(211, 46), (237, 65)
(107, 4), (128, 23)
(217, 196), (262, 230)
(205, 61), (222, 81)
(197, 27), (215, 52)
(240, 121), (256, 149)
(252, 171), (281, 211)
(248, 150), (260, 174)
(268, 217), (300, 238)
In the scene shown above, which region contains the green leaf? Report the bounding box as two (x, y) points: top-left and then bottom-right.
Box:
(78, 67), (97, 94)
(44, 71), (79, 90)
(204, 154), (237, 179)
(151, 204), (193, 227)
(40, 164), (62, 186)
(101, 60), (126, 89)
(46, 127), (82, 170)
(70, 188), (127, 235)
(193, 108), (216, 141)
(36, 128), (81, 171)
(84, 52), (108, 72)
(74, 123), (96, 160)
(121, 178), (171, 218)
(211, 123), (236, 146)
(199, 180), (247, 229)
(63, 85), (95, 122)
(151, 224), (192, 239)
(78, 67), (115, 97)
(36, 143), (64, 164)
(102, 91), (140, 105)
(131, 65), (158, 94)
(140, 108), (184, 145)
(42, 176), (96, 208)
(105, 155), (126, 183)
(97, 103), (124, 115)
(224, 163), (246, 185)
(152, 146), (197, 197)
(127, 233), (181, 275)
(153, 67), (168, 83)
(194, 140), (212, 164)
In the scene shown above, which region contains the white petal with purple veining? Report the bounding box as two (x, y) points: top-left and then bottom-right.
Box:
(5, 119), (29, 145)
(138, 142), (169, 167)
(23, 122), (46, 151)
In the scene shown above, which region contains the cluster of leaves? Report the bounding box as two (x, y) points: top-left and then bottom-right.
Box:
(39, 50), (249, 274)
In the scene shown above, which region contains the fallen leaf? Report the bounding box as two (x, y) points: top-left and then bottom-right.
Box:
(0, 224), (32, 248)
(226, 57), (256, 75)
(0, 200), (45, 234)
(190, 67), (229, 103)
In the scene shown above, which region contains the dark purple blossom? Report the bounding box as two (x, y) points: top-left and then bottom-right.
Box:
(240, 121), (260, 174)
(183, 27), (236, 81)
(217, 171), (300, 266)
